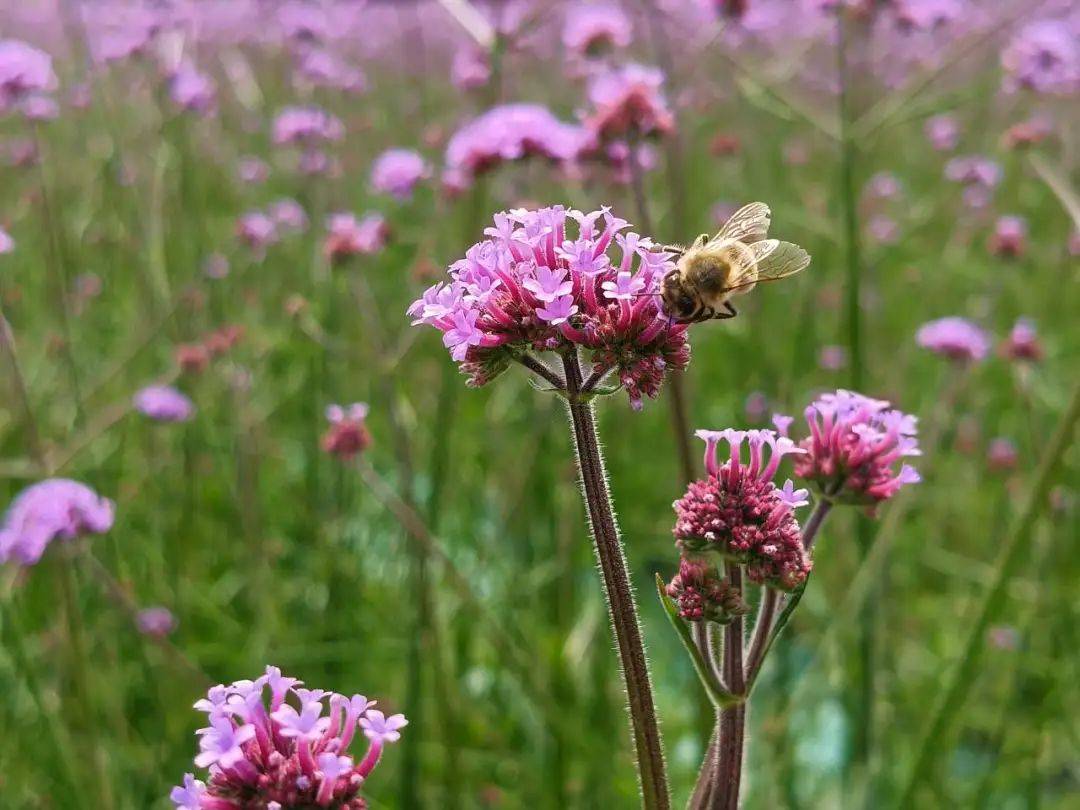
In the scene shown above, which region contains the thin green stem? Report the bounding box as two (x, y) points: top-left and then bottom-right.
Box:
(562, 352), (670, 809)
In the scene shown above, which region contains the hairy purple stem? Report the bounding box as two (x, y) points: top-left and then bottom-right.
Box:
(715, 563), (747, 810)
(561, 351), (670, 809)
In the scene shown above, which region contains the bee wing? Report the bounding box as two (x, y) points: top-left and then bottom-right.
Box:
(714, 202), (771, 245)
(723, 239), (811, 294)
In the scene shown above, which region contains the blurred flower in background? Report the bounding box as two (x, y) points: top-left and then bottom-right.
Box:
(562, 3), (633, 59)
(989, 215), (1028, 258)
(370, 148), (430, 200)
(945, 155), (1002, 209)
(986, 437), (1018, 473)
(0, 39), (57, 112)
(916, 316), (990, 362)
(924, 113), (960, 151)
(0, 479), (115, 566)
(322, 403), (371, 460)
(1000, 318), (1043, 362)
(133, 385), (196, 423)
(136, 606), (178, 638)
(0, 226), (13, 254)
(1000, 19), (1080, 95)
(323, 213), (389, 262)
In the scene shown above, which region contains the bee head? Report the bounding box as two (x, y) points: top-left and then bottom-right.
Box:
(661, 270), (699, 320)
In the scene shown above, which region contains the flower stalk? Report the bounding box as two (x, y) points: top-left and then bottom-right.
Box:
(562, 350), (670, 810)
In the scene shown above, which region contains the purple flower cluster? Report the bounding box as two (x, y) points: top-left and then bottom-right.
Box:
(782, 390), (921, 506)
(133, 385), (196, 423)
(442, 104), (588, 191)
(370, 148), (429, 200)
(408, 205), (690, 409)
(583, 63), (674, 142)
(924, 114), (959, 151)
(1001, 19), (1079, 95)
(1, 479), (115, 566)
(665, 557), (748, 624)
(672, 429), (810, 591)
(171, 667), (406, 809)
(989, 215), (1027, 258)
(562, 3), (633, 58)
(916, 316), (990, 362)
(1000, 318), (1042, 363)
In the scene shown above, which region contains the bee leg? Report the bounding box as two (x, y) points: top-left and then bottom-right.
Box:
(714, 301), (738, 320)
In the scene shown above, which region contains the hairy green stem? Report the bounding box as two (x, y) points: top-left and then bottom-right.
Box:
(562, 352), (670, 809)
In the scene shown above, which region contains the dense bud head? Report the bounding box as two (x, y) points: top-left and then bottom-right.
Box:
(672, 429), (811, 591)
(666, 557), (748, 623)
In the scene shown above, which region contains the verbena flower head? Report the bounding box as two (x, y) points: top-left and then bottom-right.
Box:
(173, 666), (405, 809)
(133, 385), (196, 422)
(916, 316), (989, 362)
(324, 213), (389, 262)
(408, 205), (690, 409)
(563, 3), (633, 58)
(665, 556), (748, 624)
(672, 429), (810, 591)
(1001, 19), (1079, 95)
(924, 114), (959, 151)
(269, 198), (309, 233)
(0, 40), (57, 110)
(238, 156), (270, 185)
(443, 104), (588, 190)
(322, 403), (371, 460)
(237, 211), (279, 255)
(370, 149), (429, 200)
(0, 479), (115, 566)
(583, 63), (674, 142)
(986, 437), (1018, 473)
(0, 226), (13, 254)
(781, 390), (920, 506)
(989, 215), (1027, 258)
(273, 105), (345, 146)
(1000, 318), (1042, 362)
(295, 48), (367, 93)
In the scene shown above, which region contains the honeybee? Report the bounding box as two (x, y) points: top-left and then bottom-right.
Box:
(660, 202), (811, 323)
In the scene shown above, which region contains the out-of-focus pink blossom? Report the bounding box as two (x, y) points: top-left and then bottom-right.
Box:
(137, 606), (178, 637)
(1, 479), (115, 566)
(322, 403), (371, 460)
(0, 40), (57, 110)
(133, 385), (196, 423)
(370, 149), (430, 200)
(583, 63), (674, 142)
(451, 46), (491, 91)
(1000, 318), (1042, 362)
(916, 316), (989, 362)
(562, 4), (633, 58)
(924, 114), (959, 151)
(1001, 19), (1079, 95)
(988, 215), (1027, 258)
(272, 105), (344, 146)
(986, 437), (1018, 473)
(323, 213), (389, 262)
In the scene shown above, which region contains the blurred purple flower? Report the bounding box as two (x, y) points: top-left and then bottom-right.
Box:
(945, 155), (1001, 208)
(584, 63), (674, 142)
(865, 171), (902, 200)
(137, 606), (177, 638)
(21, 95), (58, 121)
(237, 156), (269, 185)
(0, 226), (13, 254)
(370, 148), (430, 200)
(989, 215), (1027, 258)
(236, 211), (279, 254)
(924, 114), (959, 151)
(324, 213), (389, 261)
(0, 479), (115, 566)
(272, 105), (344, 146)
(451, 46), (491, 91)
(169, 62), (216, 116)
(443, 104), (588, 189)
(986, 437), (1018, 473)
(322, 403), (371, 460)
(1001, 19), (1079, 95)
(563, 3), (633, 57)
(1000, 318), (1042, 362)
(133, 385), (196, 422)
(916, 316), (990, 362)
(0, 40), (57, 110)
(295, 48), (367, 93)
(818, 344), (848, 370)
(269, 198), (308, 233)
(868, 215), (900, 245)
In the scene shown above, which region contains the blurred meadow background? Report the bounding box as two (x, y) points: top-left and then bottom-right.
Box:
(1, 0), (1078, 807)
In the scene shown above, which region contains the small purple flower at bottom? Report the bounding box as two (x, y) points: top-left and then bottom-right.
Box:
(916, 316), (989, 362)
(173, 667), (404, 809)
(133, 385), (195, 422)
(672, 429), (811, 591)
(1, 479), (115, 566)
(0, 226), (13, 254)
